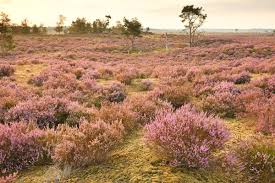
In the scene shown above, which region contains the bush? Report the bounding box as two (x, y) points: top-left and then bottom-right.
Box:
(103, 82), (127, 103)
(53, 120), (124, 168)
(0, 65), (15, 78)
(7, 97), (91, 128)
(115, 72), (136, 85)
(252, 75), (275, 94)
(0, 173), (17, 183)
(95, 103), (138, 131)
(159, 85), (192, 108)
(232, 137), (275, 183)
(140, 80), (153, 91)
(248, 95), (275, 135)
(233, 71), (251, 84)
(125, 94), (172, 124)
(202, 82), (241, 118)
(267, 75), (275, 94)
(0, 123), (46, 175)
(145, 104), (229, 168)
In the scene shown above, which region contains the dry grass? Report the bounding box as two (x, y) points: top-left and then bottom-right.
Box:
(14, 64), (47, 86)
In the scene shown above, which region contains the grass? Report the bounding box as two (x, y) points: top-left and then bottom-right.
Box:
(13, 68), (257, 183)
(17, 129), (233, 183)
(14, 64), (47, 86)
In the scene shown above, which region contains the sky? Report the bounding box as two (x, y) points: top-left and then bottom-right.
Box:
(0, 0), (275, 29)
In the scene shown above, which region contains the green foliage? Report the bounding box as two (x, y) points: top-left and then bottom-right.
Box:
(122, 17), (142, 50)
(179, 5), (207, 47)
(0, 12), (15, 55)
(32, 24), (39, 34)
(112, 21), (125, 34)
(68, 17), (92, 34)
(92, 15), (111, 33)
(55, 15), (66, 34)
(20, 19), (31, 34)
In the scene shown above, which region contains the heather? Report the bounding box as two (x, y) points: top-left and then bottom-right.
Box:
(0, 123), (46, 175)
(0, 34), (274, 182)
(53, 120), (124, 168)
(145, 105), (229, 168)
(230, 137), (275, 182)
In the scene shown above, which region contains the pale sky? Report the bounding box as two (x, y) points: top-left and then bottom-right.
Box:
(0, 0), (275, 29)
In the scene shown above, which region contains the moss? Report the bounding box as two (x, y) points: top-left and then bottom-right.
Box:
(17, 130), (232, 183)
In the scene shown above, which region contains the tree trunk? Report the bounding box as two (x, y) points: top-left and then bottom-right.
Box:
(189, 27), (192, 47)
(130, 37), (134, 51)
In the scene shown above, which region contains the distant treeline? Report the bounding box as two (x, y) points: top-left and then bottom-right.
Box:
(8, 15), (151, 35)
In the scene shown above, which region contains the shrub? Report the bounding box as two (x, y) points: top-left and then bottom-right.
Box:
(248, 95), (275, 135)
(0, 123), (45, 174)
(252, 75), (275, 94)
(43, 74), (80, 92)
(232, 137), (275, 183)
(140, 80), (153, 91)
(95, 103), (138, 131)
(159, 85), (192, 108)
(28, 73), (48, 87)
(233, 71), (251, 84)
(267, 75), (275, 94)
(53, 120), (124, 168)
(0, 65), (15, 78)
(202, 82), (241, 118)
(7, 97), (91, 128)
(103, 82), (127, 103)
(115, 72), (135, 85)
(98, 67), (113, 79)
(125, 94), (172, 124)
(0, 173), (17, 183)
(145, 104), (229, 168)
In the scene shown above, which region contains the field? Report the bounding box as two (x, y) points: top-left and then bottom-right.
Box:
(0, 33), (274, 183)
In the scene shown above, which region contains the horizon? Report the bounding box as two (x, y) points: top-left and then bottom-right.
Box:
(0, 0), (275, 29)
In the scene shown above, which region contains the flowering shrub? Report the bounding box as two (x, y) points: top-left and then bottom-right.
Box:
(267, 75), (275, 94)
(159, 85), (192, 108)
(0, 64), (15, 78)
(232, 137), (275, 183)
(98, 67), (113, 79)
(7, 96), (91, 128)
(103, 82), (127, 103)
(202, 82), (241, 118)
(0, 173), (17, 183)
(95, 103), (138, 131)
(140, 80), (153, 91)
(145, 104), (229, 168)
(28, 73), (48, 87)
(252, 75), (275, 94)
(248, 95), (275, 135)
(43, 74), (81, 92)
(125, 94), (172, 124)
(53, 120), (124, 168)
(233, 71), (251, 84)
(115, 72), (136, 85)
(0, 123), (46, 174)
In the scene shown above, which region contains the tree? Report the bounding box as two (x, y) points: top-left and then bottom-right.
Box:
(92, 15), (111, 33)
(55, 15), (66, 34)
(0, 12), (15, 55)
(39, 24), (47, 34)
(179, 5), (207, 47)
(69, 17), (92, 34)
(122, 17), (142, 50)
(21, 19), (31, 34)
(32, 24), (39, 34)
(112, 21), (124, 34)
